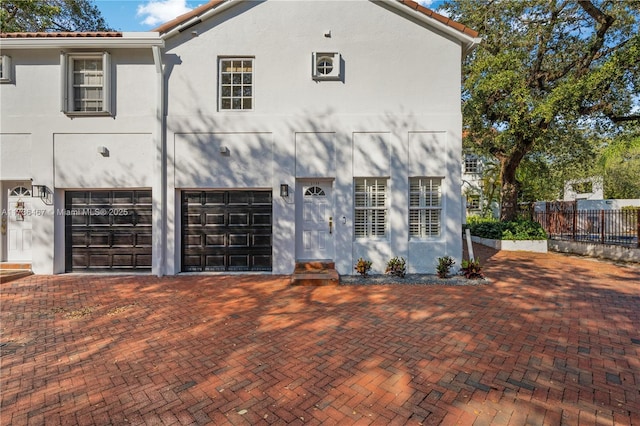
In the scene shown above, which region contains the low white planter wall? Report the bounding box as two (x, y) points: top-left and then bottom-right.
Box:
(548, 240), (639, 263)
(471, 236), (548, 253)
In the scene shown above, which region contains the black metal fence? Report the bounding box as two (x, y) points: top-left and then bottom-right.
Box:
(533, 209), (640, 248)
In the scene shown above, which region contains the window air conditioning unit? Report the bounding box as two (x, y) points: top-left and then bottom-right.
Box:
(312, 52), (341, 80)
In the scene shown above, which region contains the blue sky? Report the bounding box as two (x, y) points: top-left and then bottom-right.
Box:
(96, 0), (444, 32)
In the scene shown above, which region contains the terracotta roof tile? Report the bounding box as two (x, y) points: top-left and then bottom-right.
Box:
(0, 32), (122, 38)
(153, 0), (225, 34)
(398, 0), (479, 38)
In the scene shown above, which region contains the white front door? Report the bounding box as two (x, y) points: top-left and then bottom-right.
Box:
(296, 180), (334, 260)
(7, 186), (33, 262)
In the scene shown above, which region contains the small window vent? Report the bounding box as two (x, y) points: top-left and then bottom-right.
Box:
(312, 52), (341, 80)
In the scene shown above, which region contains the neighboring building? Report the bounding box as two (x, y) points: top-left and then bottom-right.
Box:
(563, 176), (604, 201)
(462, 153), (483, 215)
(0, 0), (480, 275)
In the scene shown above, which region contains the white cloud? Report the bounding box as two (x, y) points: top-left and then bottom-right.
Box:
(137, 0), (193, 26)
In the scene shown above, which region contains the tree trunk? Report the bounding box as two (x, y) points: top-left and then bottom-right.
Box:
(499, 156), (521, 222)
(498, 134), (535, 221)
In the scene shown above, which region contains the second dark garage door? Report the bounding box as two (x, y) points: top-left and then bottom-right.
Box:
(182, 190), (272, 272)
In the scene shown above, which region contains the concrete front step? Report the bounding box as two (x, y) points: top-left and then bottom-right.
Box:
(291, 261), (340, 286)
(0, 263), (32, 270)
(0, 270), (33, 284)
(0, 263), (33, 284)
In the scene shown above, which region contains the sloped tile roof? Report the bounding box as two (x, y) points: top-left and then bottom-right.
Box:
(153, 0), (225, 34)
(0, 32), (122, 38)
(153, 0), (479, 38)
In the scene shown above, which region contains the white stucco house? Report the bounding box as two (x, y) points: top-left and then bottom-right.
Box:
(0, 0), (480, 276)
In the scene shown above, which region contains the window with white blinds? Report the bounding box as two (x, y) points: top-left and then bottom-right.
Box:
(409, 177), (442, 238)
(354, 178), (387, 239)
(61, 52), (111, 115)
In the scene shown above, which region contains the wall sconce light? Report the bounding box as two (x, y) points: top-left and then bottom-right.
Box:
(219, 146), (229, 155)
(280, 184), (289, 197)
(98, 146), (109, 157)
(31, 184), (53, 205)
(32, 185), (47, 198)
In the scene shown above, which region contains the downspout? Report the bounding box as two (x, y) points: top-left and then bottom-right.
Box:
(152, 44), (166, 276)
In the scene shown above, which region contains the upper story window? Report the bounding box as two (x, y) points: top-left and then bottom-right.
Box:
(61, 52), (111, 115)
(219, 58), (253, 111)
(354, 178), (387, 239)
(0, 55), (12, 83)
(409, 177), (442, 238)
(464, 155), (480, 174)
(312, 52), (341, 80)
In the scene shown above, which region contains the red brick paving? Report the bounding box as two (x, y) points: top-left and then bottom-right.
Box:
(1, 245), (639, 425)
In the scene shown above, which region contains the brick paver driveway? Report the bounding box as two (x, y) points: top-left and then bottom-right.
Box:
(1, 245), (639, 425)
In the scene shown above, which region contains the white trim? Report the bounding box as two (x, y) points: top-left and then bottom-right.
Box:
(0, 34), (163, 50)
(377, 0), (481, 56)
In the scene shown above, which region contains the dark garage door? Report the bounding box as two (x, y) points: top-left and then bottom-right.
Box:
(65, 190), (152, 272)
(182, 190), (272, 272)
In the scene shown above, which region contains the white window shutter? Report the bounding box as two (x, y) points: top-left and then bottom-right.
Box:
(0, 55), (12, 82)
(102, 51), (111, 113)
(60, 52), (68, 112)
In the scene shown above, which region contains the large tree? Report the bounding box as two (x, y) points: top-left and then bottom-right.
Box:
(443, 0), (640, 220)
(1, 0), (111, 33)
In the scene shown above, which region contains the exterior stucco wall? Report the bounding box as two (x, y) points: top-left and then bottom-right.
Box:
(0, 47), (159, 274)
(163, 0), (464, 275)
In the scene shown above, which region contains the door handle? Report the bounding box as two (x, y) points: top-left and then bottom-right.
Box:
(329, 216), (333, 234)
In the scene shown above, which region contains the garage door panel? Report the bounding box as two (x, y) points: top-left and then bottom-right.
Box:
(228, 192), (250, 205)
(228, 254), (250, 269)
(137, 254), (152, 267)
(205, 234), (225, 247)
(205, 213), (225, 226)
(65, 190), (152, 272)
(71, 232), (88, 246)
(205, 255), (226, 270)
(90, 192), (111, 205)
(136, 233), (152, 247)
(71, 215), (89, 226)
(135, 211), (153, 226)
(89, 214), (110, 226)
(112, 233), (134, 247)
(228, 233), (250, 247)
(229, 213), (249, 226)
(253, 255), (272, 269)
(252, 234), (272, 247)
(113, 191), (135, 204)
(89, 233), (110, 247)
(89, 254), (111, 268)
(253, 213), (272, 226)
(182, 190), (272, 272)
(112, 214), (135, 226)
(205, 192), (225, 204)
(184, 233), (203, 247)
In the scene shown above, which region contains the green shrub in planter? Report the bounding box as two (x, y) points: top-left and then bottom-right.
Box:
(467, 219), (547, 240)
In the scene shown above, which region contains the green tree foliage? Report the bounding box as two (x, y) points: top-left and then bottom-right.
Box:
(598, 125), (640, 198)
(443, 0), (640, 220)
(1, 0), (111, 33)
